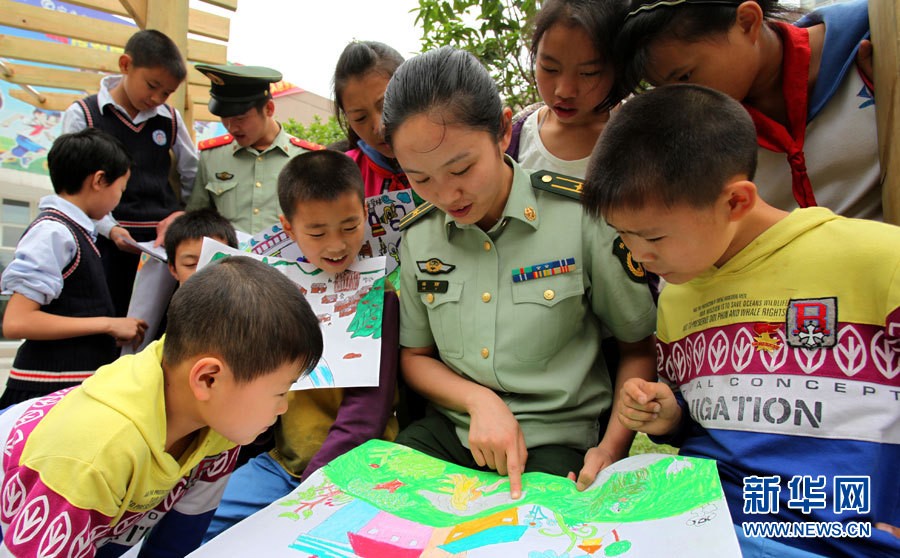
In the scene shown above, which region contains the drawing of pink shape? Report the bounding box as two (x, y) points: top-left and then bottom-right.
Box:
(348, 512), (431, 558)
(344, 353), (363, 360)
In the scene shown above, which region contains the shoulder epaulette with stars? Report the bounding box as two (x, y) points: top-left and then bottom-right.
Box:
(290, 137), (325, 151)
(398, 202), (437, 231)
(198, 134), (234, 151)
(530, 170), (583, 200)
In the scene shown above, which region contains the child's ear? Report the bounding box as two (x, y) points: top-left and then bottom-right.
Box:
(167, 261), (179, 282)
(118, 53), (133, 74)
(736, 1), (764, 42)
(279, 214), (296, 241)
(188, 357), (227, 401)
(90, 170), (107, 191)
(723, 179), (758, 222)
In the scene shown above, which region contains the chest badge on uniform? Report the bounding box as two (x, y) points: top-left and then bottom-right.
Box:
(152, 130), (167, 146)
(512, 257), (575, 283)
(786, 297), (836, 349)
(417, 258), (455, 274)
(417, 280), (449, 293)
(613, 236), (647, 283)
(215, 172), (235, 181)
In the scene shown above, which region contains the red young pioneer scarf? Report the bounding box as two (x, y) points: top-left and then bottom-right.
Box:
(743, 22), (815, 208)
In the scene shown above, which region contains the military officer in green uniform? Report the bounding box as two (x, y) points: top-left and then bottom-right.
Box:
(187, 64), (322, 234)
(384, 48), (658, 499)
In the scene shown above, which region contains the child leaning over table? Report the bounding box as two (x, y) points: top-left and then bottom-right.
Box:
(581, 83), (900, 558)
(204, 149), (399, 541)
(0, 256), (323, 557)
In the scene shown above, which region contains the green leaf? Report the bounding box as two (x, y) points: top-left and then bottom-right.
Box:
(415, 0), (539, 111)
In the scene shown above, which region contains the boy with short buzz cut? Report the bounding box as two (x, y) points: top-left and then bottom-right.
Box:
(0, 257), (323, 557)
(582, 84), (900, 557)
(62, 29), (199, 317)
(204, 149), (399, 540)
(164, 208), (238, 284)
(1, 128), (147, 407)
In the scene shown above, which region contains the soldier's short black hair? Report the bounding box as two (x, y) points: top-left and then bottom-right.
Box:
(278, 150), (364, 221)
(582, 84), (758, 217)
(163, 256), (323, 384)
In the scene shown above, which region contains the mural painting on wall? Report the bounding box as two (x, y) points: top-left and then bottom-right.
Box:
(0, 0), (224, 177)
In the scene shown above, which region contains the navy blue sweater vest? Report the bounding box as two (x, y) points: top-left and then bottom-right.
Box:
(77, 95), (179, 225)
(12, 210), (118, 380)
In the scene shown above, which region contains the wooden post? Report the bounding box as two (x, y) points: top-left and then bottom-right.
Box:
(869, 0), (900, 225)
(146, 0), (193, 139)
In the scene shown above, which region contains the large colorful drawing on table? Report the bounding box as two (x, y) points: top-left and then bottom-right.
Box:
(197, 238), (385, 391)
(193, 440), (740, 557)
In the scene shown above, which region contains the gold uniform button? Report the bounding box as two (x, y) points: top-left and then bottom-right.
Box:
(481, 347), (490, 359)
(541, 174), (552, 183)
(257, 156), (263, 162)
(481, 292), (491, 303)
(426, 293), (435, 303)
(253, 208), (260, 215)
(255, 181), (262, 188)
(543, 289), (555, 301)
(483, 241), (491, 251)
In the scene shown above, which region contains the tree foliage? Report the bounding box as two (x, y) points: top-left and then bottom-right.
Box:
(414, 0), (540, 111)
(282, 115), (346, 148)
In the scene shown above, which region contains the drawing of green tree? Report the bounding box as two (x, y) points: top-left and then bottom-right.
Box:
(347, 277), (385, 339)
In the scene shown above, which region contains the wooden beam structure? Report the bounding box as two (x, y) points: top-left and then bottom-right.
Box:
(0, 0), (236, 134)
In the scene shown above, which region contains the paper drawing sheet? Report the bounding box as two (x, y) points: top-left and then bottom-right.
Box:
(242, 189), (417, 276)
(196, 238), (385, 390)
(193, 441), (740, 557)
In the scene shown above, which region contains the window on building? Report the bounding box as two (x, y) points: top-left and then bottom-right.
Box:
(2, 198), (31, 252)
(1, 198), (34, 342)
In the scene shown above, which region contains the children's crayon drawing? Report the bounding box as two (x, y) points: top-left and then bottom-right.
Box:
(242, 189), (417, 275)
(193, 441), (740, 557)
(197, 238), (385, 391)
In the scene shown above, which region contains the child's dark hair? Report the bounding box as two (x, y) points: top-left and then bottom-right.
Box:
(531, 0), (627, 110)
(383, 47), (505, 147)
(278, 150), (364, 221)
(164, 209), (238, 263)
(333, 41), (405, 149)
(163, 256), (323, 384)
(582, 84), (758, 217)
(48, 128), (132, 195)
(125, 29), (187, 82)
(616, 0), (792, 94)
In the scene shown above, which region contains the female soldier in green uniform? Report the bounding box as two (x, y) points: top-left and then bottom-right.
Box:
(386, 47), (658, 498)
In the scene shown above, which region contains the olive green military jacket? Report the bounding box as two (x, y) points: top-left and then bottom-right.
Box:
(187, 126), (314, 234)
(399, 159), (657, 450)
